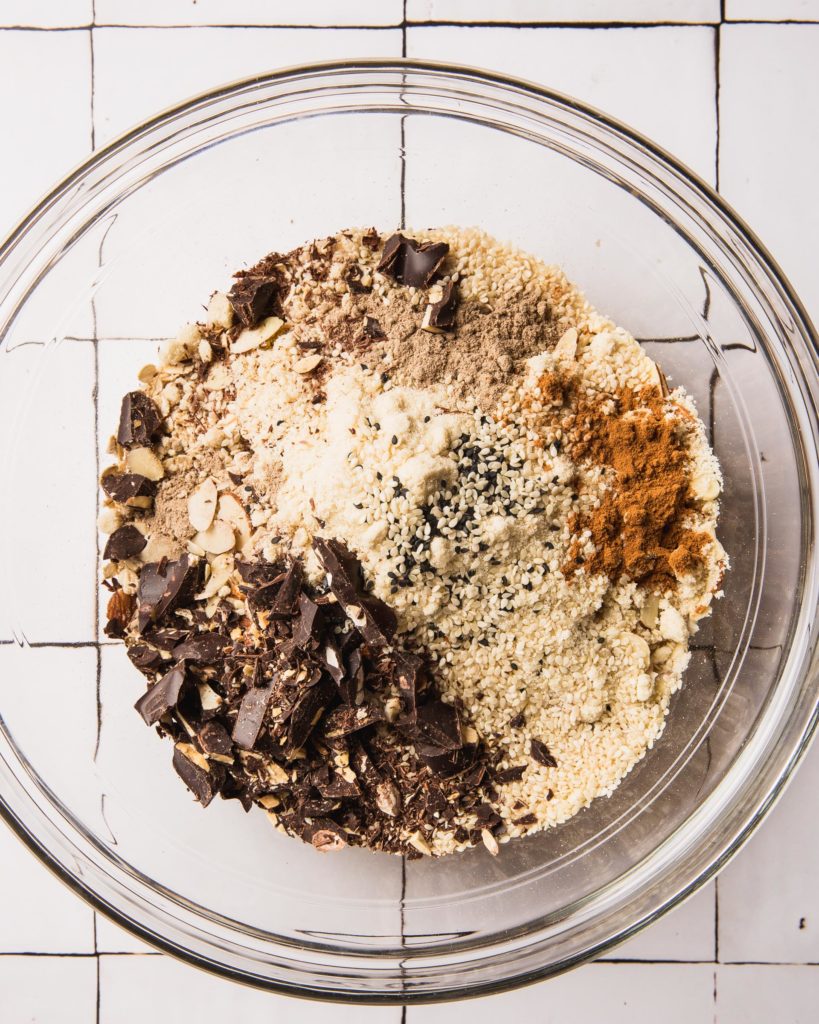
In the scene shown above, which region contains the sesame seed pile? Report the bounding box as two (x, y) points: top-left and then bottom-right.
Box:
(99, 226), (728, 857)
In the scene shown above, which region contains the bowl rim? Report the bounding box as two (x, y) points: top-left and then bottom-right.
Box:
(1, 57), (818, 1003)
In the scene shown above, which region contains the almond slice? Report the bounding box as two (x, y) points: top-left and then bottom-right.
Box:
(188, 477), (218, 532)
(196, 552), (234, 599)
(125, 446), (165, 481)
(194, 519), (235, 555)
(294, 353), (323, 374)
(231, 315), (284, 355)
(217, 492), (252, 551)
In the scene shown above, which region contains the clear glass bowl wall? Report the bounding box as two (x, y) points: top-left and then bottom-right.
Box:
(0, 63), (817, 1002)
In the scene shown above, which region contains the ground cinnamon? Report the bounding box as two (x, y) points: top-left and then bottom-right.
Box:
(542, 371), (708, 592)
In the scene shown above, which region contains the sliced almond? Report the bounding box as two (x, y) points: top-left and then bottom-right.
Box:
(231, 315), (284, 355)
(258, 794), (280, 810)
(293, 353), (323, 374)
(407, 830), (432, 856)
(691, 471), (720, 501)
(125, 446), (165, 481)
(639, 593), (660, 630)
(197, 682), (223, 711)
(196, 552), (234, 599)
(265, 762), (290, 786)
(217, 492), (252, 551)
(206, 290), (233, 330)
(553, 327), (578, 361)
(176, 742), (209, 772)
(137, 363), (158, 384)
(139, 533), (177, 563)
(188, 477), (218, 532)
(194, 519), (235, 555)
(481, 829), (499, 856)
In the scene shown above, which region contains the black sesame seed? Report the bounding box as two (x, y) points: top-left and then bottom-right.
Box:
(391, 435), (398, 445)
(545, 541), (554, 550)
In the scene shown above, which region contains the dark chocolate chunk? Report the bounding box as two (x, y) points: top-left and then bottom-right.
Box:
(172, 632), (229, 663)
(323, 703), (385, 738)
(343, 646), (365, 706)
(228, 271), (284, 329)
(312, 537), (397, 645)
(513, 813), (537, 826)
(137, 555), (202, 633)
(345, 264), (371, 294)
(127, 642), (164, 675)
(103, 524), (147, 561)
(292, 593), (323, 649)
(377, 233), (449, 288)
(473, 802), (502, 829)
(361, 228), (381, 251)
(269, 560), (304, 619)
(172, 744), (222, 807)
(530, 738), (558, 768)
(312, 766), (360, 799)
(414, 700), (462, 755)
(395, 652), (425, 725)
(232, 679), (275, 750)
(509, 711), (526, 730)
(424, 280), (458, 332)
(363, 316), (385, 339)
(495, 765), (527, 784)
(117, 391), (163, 448)
(101, 472), (157, 507)
(135, 663), (186, 725)
(144, 627), (189, 652)
(286, 679), (333, 753)
(197, 720), (232, 756)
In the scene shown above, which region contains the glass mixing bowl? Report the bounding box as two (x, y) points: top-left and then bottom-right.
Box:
(0, 61), (817, 1003)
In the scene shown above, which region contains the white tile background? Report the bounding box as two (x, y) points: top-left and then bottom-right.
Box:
(1, 1), (818, 1020)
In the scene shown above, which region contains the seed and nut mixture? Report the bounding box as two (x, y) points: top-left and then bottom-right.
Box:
(99, 227), (728, 858)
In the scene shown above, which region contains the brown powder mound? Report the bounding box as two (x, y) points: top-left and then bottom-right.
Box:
(541, 372), (708, 591)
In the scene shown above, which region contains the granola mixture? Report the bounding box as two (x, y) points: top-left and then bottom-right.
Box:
(99, 227), (728, 858)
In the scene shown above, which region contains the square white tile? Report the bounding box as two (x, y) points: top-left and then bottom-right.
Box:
(405, 963), (716, 1022)
(407, 0), (721, 22)
(718, 738), (819, 963)
(95, 0), (403, 26)
(0, 1), (92, 27)
(406, 25), (718, 182)
(717, 965), (819, 1023)
(99, 954), (402, 1022)
(0, 29), (91, 241)
(601, 882), (715, 961)
(92, 26), (402, 146)
(0, 956), (97, 1023)
(719, 24), (819, 324)
(95, 912), (156, 954)
(0, 822), (95, 953)
(726, 0), (819, 19)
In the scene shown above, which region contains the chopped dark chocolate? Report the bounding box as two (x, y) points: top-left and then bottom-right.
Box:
(345, 264), (371, 294)
(172, 632), (230, 663)
(530, 738), (558, 769)
(513, 813), (537, 826)
(323, 703), (385, 738)
(423, 280), (458, 332)
(137, 555), (202, 633)
(377, 233), (449, 288)
(495, 765), (527, 784)
(509, 712), (526, 730)
(134, 664), (186, 725)
(292, 593), (323, 649)
(269, 560), (304, 619)
(127, 642), (165, 675)
(228, 269), (285, 329)
(414, 700), (462, 755)
(172, 744), (222, 807)
(103, 524), (147, 561)
(197, 720), (233, 757)
(117, 391), (163, 448)
(313, 537), (396, 645)
(362, 315), (385, 339)
(101, 472), (157, 507)
(231, 679), (275, 750)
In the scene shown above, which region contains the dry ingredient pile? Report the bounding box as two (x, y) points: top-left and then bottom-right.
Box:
(99, 227), (728, 859)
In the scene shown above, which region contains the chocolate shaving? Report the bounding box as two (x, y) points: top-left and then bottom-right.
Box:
(530, 738), (558, 768)
(345, 264), (371, 294)
(103, 524), (147, 561)
(228, 270), (285, 329)
(292, 593), (323, 649)
(269, 561), (304, 618)
(414, 700), (462, 755)
(197, 720), (232, 756)
(509, 712), (526, 730)
(134, 664), (186, 725)
(495, 765), (526, 783)
(117, 391), (163, 448)
(377, 233), (449, 288)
